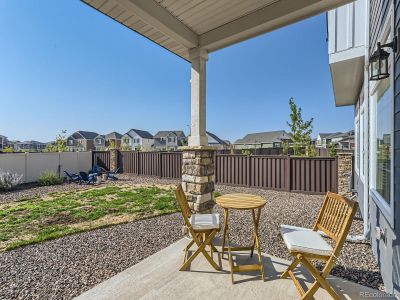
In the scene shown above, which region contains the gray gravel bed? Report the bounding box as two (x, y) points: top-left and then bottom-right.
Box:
(0, 176), (383, 299)
(0, 213), (183, 300)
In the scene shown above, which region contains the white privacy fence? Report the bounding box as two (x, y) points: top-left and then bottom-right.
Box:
(0, 152), (92, 183)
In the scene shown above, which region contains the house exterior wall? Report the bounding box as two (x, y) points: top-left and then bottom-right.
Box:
(330, 0), (399, 295)
(393, 0), (400, 295)
(141, 138), (153, 151)
(344, 0), (399, 296)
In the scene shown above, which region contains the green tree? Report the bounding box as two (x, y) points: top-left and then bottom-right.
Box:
(328, 142), (337, 157)
(3, 146), (14, 153)
(306, 144), (317, 157)
(46, 130), (67, 152)
(287, 97), (314, 156)
(282, 141), (289, 156)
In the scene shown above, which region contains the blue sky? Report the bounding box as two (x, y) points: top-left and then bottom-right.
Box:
(0, 0), (353, 143)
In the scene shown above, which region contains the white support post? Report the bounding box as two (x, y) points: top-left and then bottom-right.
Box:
(188, 48), (208, 147)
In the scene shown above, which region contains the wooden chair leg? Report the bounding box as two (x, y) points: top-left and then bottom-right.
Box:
(180, 230), (220, 271)
(300, 256), (341, 300)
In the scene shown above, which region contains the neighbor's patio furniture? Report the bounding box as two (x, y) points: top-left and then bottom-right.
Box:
(280, 192), (358, 300)
(175, 184), (221, 272)
(104, 167), (119, 181)
(216, 193), (267, 284)
(64, 171), (80, 183)
(79, 171), (97, 185)
(90, 164), (102, 176)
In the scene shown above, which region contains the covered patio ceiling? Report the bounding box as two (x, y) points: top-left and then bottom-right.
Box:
(82, 0), (353, 148)
(82, 0), (353, 61)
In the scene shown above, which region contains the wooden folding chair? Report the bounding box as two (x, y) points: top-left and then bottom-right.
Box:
(280, 191), (358, 300)
(175, 184), (221, 271)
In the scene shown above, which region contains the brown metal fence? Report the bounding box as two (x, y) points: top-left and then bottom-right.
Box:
(92, 151), (338, 194)
(116, 151), (182, 179)
(92, 151), (110, 170)
(213, 154), (337, 194)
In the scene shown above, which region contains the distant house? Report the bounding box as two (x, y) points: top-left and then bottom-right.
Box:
(206, 131), (229, 149)
(316, 131), (354, 150)
(66, 131), (105, 152)
(105, 132), (123, 149)
(12, 140), (48, 152)
(153, 131), (186, 151)
(329, 131), (355, 150)
(315, 132), (342, 148)
(234, 130), (292, 149)
(0, 135), (8, 151)
(121, 129), (154, 151)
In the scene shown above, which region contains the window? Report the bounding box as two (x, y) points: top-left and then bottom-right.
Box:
(372, 78), (392, 205)
(134, 138), (140, 143)
(96, 138), (102, 145)
(68, 139), (73, 146)
(168, 137), (175, 143)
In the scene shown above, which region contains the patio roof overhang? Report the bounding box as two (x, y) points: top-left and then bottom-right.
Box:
(82, 0), (354, 147)
(82, 0), (353, 61)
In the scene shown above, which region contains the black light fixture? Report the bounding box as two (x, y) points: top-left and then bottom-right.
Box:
(369, 37), (397, 81)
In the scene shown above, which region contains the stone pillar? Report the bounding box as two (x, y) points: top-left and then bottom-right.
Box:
(337, 153), (353, 198)
(188, 48), (208, 147)
(181, 146), (215, 213)
(110, 149), (119, 171)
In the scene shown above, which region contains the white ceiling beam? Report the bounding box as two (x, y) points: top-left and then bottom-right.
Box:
(199, 0), (354, 52)
(114, 0), (198, 48)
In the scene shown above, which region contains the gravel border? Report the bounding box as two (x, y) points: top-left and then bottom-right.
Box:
(0, 176), (383, 299)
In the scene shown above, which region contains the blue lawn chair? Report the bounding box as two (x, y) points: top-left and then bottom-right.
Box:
(105, 167), (120, 180)
(64, 171), (80, 183)
(90, 164), (103, 176)
(79, 172), (97, 184)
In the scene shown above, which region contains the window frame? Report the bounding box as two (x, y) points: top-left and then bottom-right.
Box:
(368, 10), (395, 225)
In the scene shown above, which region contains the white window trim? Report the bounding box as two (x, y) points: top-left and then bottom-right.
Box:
(355, 111), (360, 175)
(360, 103), (365, 182)
(368, 7), (395, 225)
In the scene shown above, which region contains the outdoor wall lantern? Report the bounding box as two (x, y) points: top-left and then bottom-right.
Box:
(369, 37), (397, 81)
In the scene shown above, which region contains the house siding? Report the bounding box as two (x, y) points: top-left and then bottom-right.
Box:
(369, 0), (399, 296)
(393, 0), (400, 295)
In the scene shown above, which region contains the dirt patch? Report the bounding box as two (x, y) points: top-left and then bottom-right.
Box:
(41, 212), (77, 226)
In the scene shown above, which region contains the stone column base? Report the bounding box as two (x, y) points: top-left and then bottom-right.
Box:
(181, 146), (215, 213)
(337, 153), (353, 198)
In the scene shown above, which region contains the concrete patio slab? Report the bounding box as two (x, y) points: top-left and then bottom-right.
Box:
(75, 238), (389, 300)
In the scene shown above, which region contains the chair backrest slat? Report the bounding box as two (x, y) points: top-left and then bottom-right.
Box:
(313, 192), (358, 243)
(175, 184), (192, 227)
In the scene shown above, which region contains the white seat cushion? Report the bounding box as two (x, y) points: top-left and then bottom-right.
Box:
(190, 213), (220, 230)
(280, 224), (333, 256)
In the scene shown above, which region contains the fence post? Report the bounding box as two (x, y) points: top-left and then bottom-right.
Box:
(285, 155), (291, 192)
(158, 152), (162, 178)
(110, 149), (119, 171)
(247, 154), (251, 187)
(337, 153), (352, 197)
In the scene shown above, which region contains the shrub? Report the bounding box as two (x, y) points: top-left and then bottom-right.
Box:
(328, 143), (337, 157)
(38, 171), (63, 186)
(0, 169), (23, 191)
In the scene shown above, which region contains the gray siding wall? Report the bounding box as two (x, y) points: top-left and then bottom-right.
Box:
(371, 0), (399, 296)
(394, 0), (400, 295)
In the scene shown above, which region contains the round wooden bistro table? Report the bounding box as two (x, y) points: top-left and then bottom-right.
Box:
(216, 193), (267, 284)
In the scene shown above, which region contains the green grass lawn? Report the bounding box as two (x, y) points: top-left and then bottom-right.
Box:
(0, 185), (179, 251)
